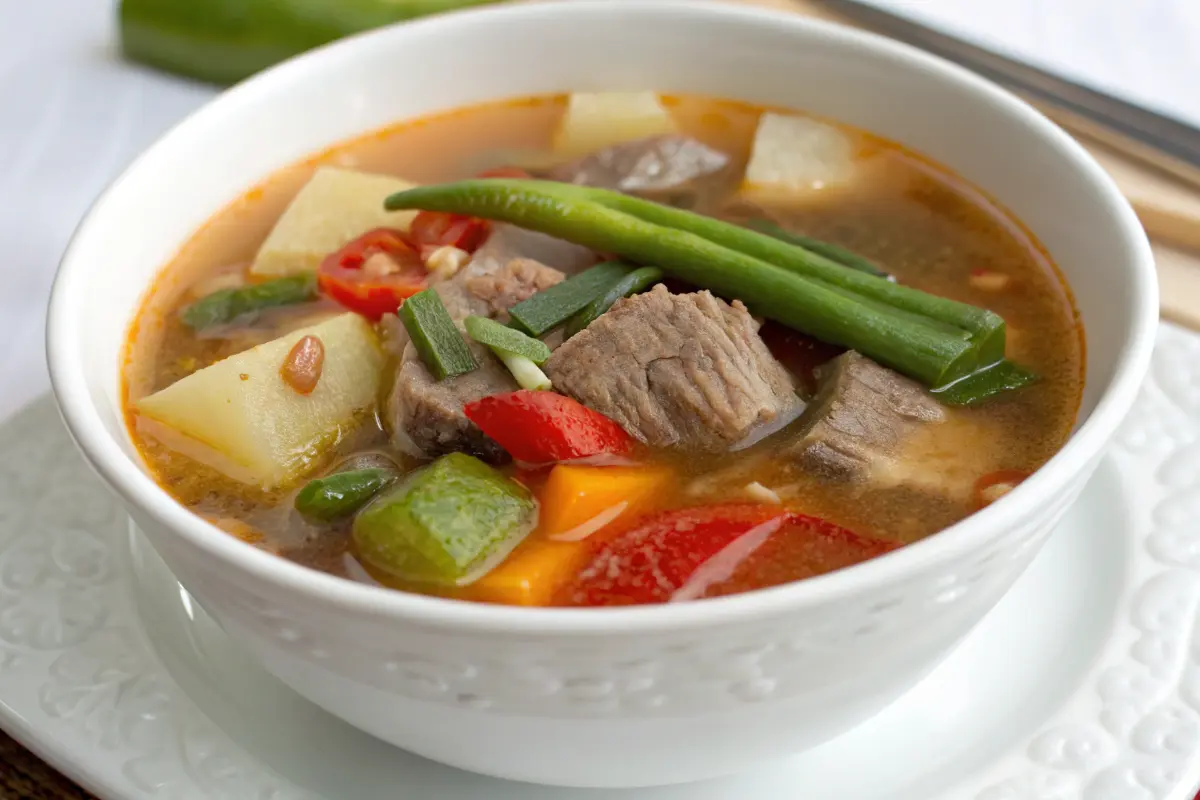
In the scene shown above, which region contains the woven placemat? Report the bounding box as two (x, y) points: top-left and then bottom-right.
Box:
(0, 731), (93, 799)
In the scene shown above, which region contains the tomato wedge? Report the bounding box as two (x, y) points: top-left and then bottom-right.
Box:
(555, 505), (896, 607)
(409, 211), (491, 256)
(317, 228), (426, 320)
(702, 515), (898, 599)
(463, 390), (636, 464)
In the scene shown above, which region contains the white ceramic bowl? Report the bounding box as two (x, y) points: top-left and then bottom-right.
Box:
(47, 0), (1157, 789)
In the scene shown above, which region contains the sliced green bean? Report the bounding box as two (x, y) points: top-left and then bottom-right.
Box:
(463, 315), (552, 364)
(564, 266), (663, 338)
(506, 261), (632, 336)
(295, 467), (398, 523)
(397, 289), (478, 380)
(181, 272), (317, 330)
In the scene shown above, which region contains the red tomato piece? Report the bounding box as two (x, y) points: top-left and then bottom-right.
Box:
(477, 166), (533, 179)
(462, 390), (635, 464)
(555, 504), (790, 607)
(702, 515), (898, 599)
(317, 228), (426, 320)
(409, 211), (491, 253)
(556, 506), (897, 607)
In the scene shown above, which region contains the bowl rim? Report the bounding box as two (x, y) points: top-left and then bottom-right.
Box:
(47, 0), (1157, 636)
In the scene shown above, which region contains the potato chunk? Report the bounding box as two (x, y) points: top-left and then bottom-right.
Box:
(137, 313), (385, 489)
(553, 92), (677, 158)
(741, 112), (857, 202)
(250, 167), (418, 277)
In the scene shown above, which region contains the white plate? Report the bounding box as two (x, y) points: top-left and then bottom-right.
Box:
(0, 323), (1197, 799)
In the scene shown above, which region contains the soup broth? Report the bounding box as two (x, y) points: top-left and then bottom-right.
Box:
(124, 93), (1083, 606)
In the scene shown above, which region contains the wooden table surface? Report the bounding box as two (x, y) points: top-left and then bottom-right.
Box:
(5, 0), (1200, 797)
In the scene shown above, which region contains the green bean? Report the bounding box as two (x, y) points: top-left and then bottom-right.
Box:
(464, 316), (552, 364)
(385, 180), (986, 388)
(548, 182), (1006, 364)
(397, 288), (478, 380)
(564, 266), (663, 338)
(507, 261), (632, 336)
(295, 467), (398, 523)
(181, 272), (317, 330)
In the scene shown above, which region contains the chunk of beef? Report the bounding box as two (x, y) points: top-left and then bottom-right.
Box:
(547, 135), (730, 206)
(465, 258), (564, 323)
(781, 351), (944, 481)
(385, 258), (566, 462)
(388, 340), (516, 462)
(545, 285), (797, 451)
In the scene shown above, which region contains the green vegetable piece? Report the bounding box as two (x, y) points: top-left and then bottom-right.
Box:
(463, 316), (552, 364)
(384, 180), (1016, 394)
(295, 467), (398, 523)
(507, 261), (633, 336)
(352, 453), (536, 586)
(565, 266), (663, 338)
(934, 360), (1040, 406)
(571, 184), (1007, 363)
(180, 272), (318, 330)
(397, 289), (478, 380)
(120, 0), (508, 85)
(746, 219), (890, 279)
(495, 350), (553, 391)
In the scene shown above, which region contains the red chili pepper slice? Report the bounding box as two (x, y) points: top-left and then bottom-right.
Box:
(555, 505), (896, 607)
(463, 390), (635, 464)
(409, 211), (491, 254)
(317, 228), (426, 320)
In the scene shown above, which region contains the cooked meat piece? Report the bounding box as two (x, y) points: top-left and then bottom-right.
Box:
(544, 285), (797, 451)
(385, 258), (566, 461)
(388, 340), (516, 463)
(781, 351), (944, 481)
(466, 258), (565, 323)
(547, 135), (730, 205)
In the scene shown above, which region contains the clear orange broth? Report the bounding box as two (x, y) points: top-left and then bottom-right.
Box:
(122, 94), (1085, 603)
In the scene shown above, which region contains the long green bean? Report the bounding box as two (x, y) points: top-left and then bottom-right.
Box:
(385, 181), (980, 387)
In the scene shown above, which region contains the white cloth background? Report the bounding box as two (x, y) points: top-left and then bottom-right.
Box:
(2, 0), (1198, 423)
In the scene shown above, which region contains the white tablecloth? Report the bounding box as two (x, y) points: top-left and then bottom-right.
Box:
(2, 0), (1198, 423)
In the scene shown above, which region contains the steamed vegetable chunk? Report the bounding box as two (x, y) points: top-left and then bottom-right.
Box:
(741, 113), (857, 202)
(251, 167), (419, 277)
(137, 313), (385, 489)
(353, 453), (536, 586)
(553, 92), (677, 157)
(473, 539), (586, 606)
